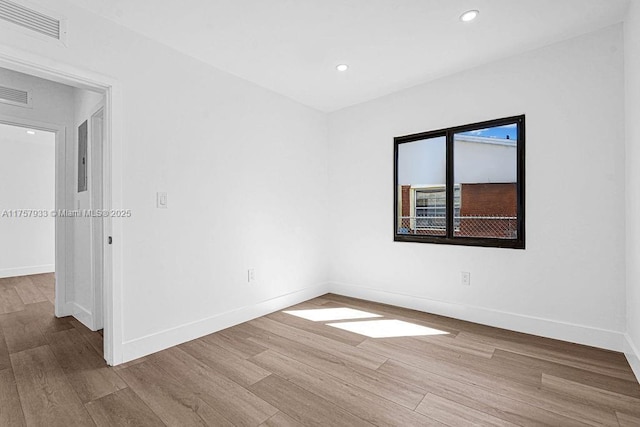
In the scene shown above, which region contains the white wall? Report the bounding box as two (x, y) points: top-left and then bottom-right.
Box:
(0, 0), (329, 362)
(328, 26), (626, 350)
(0, 123), (55, 277)
(625, 1), (640, 380)
(0, 67), (75, 125)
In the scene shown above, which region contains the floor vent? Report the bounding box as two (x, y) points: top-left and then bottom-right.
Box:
(0, 0), (61, 40)
(0, 85), (31, 107)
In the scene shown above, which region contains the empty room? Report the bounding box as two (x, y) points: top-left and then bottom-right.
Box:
(0, 0), (639, 425)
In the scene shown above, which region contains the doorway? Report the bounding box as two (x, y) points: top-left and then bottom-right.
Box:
(0, 116), (66, 311)
(0, 57), (118, 365)
(0, 122), (56, 287)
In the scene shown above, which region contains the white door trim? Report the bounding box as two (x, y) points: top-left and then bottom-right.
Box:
(0, 48), (124, 366)
(90, 103), (105, 331)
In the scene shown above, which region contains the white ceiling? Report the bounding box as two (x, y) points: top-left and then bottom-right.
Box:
(69, 0), (629, 112)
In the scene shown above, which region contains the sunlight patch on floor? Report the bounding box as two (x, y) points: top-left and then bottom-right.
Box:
(283, 307), (382, 322)
(327, 319), (449, 338)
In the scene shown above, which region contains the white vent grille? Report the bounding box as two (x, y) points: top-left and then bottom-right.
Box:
(0, 0), (60, 40)
(0, 85), (31, 107)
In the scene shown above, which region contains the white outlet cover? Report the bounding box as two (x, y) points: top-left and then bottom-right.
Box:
(461, 272), (471, 285)
(157, 192), (168, 208)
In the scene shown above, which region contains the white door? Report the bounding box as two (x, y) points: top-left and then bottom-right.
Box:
(71, 102), (104, 331)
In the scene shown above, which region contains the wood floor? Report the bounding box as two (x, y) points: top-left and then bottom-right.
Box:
(1, 274), (639, 426)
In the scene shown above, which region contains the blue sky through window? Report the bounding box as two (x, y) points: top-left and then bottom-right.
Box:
(459, 123), (517, 140)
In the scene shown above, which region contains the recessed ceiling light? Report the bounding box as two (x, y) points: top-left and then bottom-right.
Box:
(26, 130), (36, 135)
(336, 64), (349, 72)
(460, 10), (479, 22)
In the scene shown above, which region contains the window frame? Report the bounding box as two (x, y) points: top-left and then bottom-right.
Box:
(393, 115), (525, 249)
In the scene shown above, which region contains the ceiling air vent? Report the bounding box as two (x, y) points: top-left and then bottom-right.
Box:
(0, 0), (61, 40)
(0, 85), (31, 108)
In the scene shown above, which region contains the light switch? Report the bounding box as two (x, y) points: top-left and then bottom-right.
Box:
(157, 192), (168, 208)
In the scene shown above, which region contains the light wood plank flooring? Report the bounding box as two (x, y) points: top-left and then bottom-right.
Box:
(1, 274), (639, 426)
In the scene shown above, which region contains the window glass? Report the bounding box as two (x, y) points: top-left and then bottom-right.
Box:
(396, 136), (445, 236)
(454, 124), (518, 239)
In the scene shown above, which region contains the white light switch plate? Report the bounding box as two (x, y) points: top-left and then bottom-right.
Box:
(157, 192), (168, 208)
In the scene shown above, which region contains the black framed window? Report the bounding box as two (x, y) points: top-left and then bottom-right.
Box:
(394, 115), (525, 249)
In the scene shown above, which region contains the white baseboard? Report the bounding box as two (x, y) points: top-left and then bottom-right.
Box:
(120, 284), (330, 364)
(0, 264), (54, 279)
(624, 334), (640, 383)
(329, 281), (624, 352)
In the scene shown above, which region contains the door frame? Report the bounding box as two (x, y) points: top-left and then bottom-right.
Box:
(0, 48), (124, 366)
(90, 103), (105, 331)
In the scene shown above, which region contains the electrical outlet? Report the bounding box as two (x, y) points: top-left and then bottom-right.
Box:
(248, 269), (256, 283)
(461, 271), (471, 286)
(157, 192), (168, 208)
